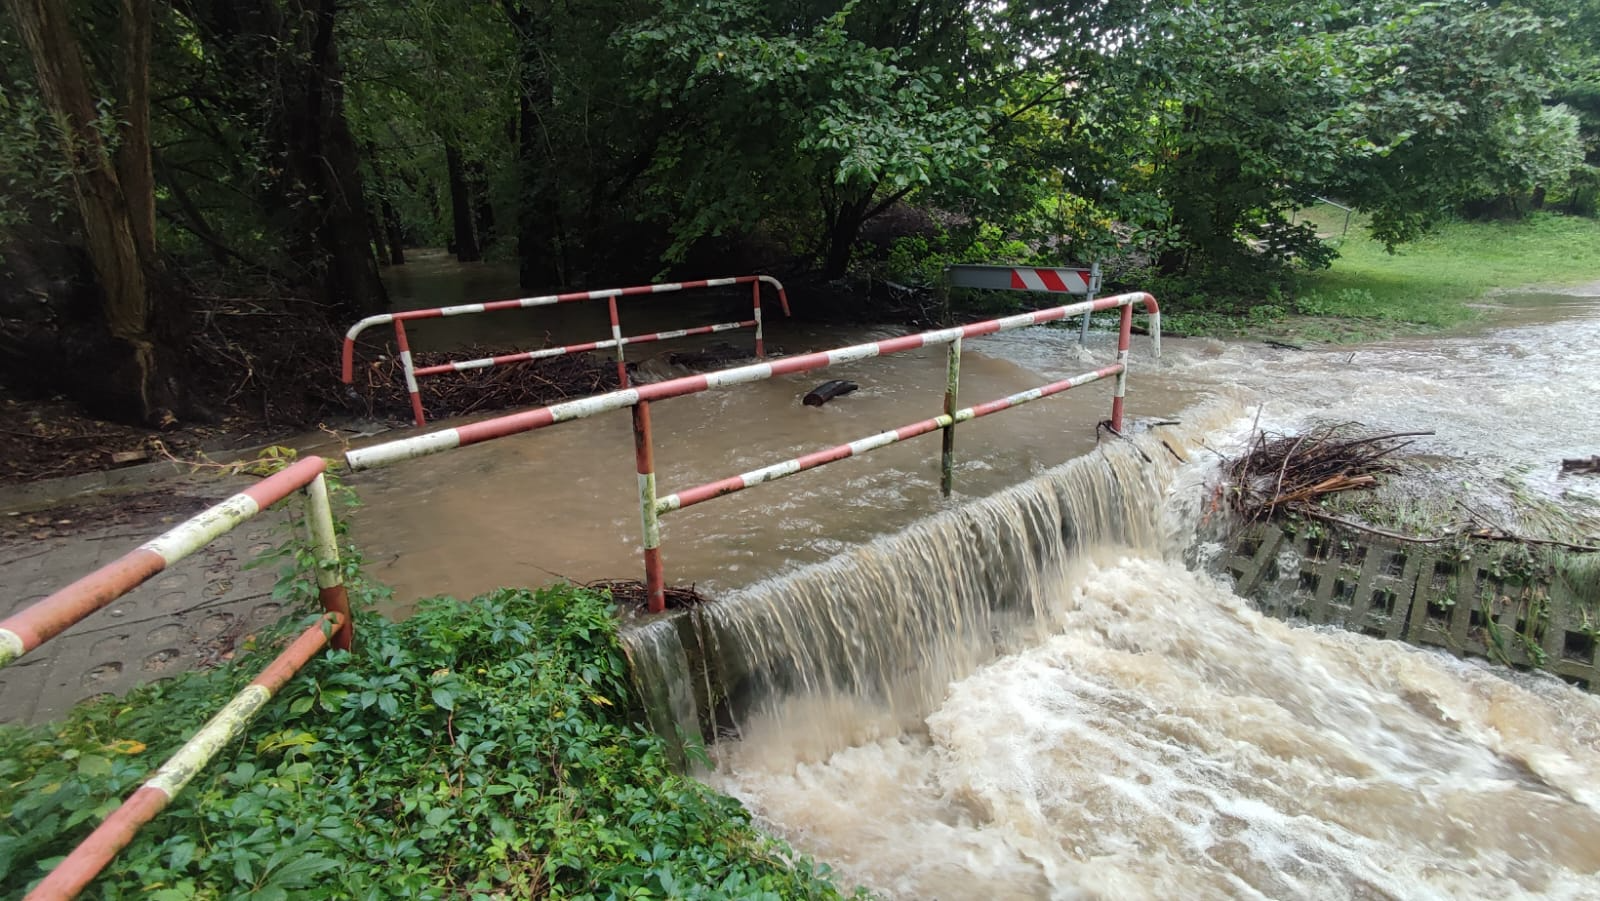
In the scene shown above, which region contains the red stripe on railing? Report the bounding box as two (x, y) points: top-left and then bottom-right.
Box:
(1, 457), (327, 663)
(341, 275), (792, 425)
(241, 457), (329, 507)
(28, 615), (339, 901)
(1, 551), (164, 655)
(341, 340), (357, 384)
(454, 406), (559, 445)
(664, 363), (1125, 514)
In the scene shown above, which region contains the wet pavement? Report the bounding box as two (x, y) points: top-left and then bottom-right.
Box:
(0, 479), (300, 724)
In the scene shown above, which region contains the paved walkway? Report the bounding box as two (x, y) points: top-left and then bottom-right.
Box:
(0, 480), (293, 726)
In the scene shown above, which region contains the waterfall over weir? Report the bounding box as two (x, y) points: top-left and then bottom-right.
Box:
(623, 407), (1600, 899)
(624, 426), (1181, 759)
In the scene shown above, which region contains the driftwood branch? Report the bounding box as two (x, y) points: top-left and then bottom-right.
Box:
(1223, 423), (1431, 521)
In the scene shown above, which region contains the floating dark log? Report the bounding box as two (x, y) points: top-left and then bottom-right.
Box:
(803, 379), (859, 407)
(1562, 456), (1600, 475)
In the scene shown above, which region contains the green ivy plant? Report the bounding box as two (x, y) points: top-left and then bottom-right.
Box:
(0, 465), (861, 900)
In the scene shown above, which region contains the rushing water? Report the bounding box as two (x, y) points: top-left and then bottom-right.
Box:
(351, 260), (1600, 897)
(683, 412), (1600, 899)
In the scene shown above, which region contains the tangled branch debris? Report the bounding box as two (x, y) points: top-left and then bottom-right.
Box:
(346, 346), (621, 421)
(189, 294), (626, 426)
(1224, 423), (1432, 520)
(584, 579), (707, 614)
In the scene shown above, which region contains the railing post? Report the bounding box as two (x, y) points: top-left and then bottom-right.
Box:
(1079, 261), (1100, 344)
(940, 337), (961, 497)
(304, 473), (353, 651)
(1110, 301), (1132, 433)
(392, 320), (426, 426)
(752, 280), (765, 358)
(607, 296), (630, 388)
(632, 401), (666, 613)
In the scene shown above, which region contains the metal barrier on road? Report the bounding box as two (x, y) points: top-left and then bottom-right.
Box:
(347, 291), (1162, 614)
(3, 456), (352, 900)
(341, 275), (792, 426)
(945, 262), (1101, 341)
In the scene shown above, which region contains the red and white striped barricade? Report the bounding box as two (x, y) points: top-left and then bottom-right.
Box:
(341, 275), (792, 426)
(945, 262), (1103, 341)
(346, 292), (1162, 615)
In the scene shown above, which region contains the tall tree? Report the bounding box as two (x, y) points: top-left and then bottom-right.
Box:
(445, 143), (481, 261)
(628, 0), (1005, 278)
(181, 0), (388, 318)
(506, 0), (563, 289)
(3, 0), (183, 423)
(1048, 0), (1572, 276)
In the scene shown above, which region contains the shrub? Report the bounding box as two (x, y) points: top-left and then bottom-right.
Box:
(0, 582), (856, 899)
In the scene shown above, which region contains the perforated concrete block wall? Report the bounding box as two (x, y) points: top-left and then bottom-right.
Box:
(1221, 521), (1598, 689)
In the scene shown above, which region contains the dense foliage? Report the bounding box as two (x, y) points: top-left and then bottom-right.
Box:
(2, 0), (1597, 424)
(0, 583), (855, 899)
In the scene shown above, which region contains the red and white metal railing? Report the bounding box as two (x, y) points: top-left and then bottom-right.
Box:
(346, 292), (1161, 614)
(24, 613), (341, 901)
(0, 457), (351, 668)
(341, 275), (792, 426)
(3, 456), (352, 900)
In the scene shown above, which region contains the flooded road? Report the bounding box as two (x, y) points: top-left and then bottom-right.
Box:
(345, 256), (1196, 612)
(344, 263), (1598, 609)
(344, 259), (1600, 898)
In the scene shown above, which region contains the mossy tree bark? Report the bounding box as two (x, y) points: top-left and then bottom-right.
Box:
(4, 0), (185, 425)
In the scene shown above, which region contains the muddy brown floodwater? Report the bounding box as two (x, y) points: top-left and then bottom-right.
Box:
(341, 259), (1600, 899)
(344, 255), (1196, 613)
(344, 266), (1598, 612)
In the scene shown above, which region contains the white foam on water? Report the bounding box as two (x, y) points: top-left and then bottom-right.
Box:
(716, 553), (1600, 899)
(702, 377), (1600, 899)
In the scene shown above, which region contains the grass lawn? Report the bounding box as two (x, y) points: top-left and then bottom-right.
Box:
(1290, 208), (1600, 329)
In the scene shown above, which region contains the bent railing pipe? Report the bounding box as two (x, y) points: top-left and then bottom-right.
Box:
(0, 456), (351, 669)
(26, 613), (343, 901)
(10, 456), (355, 898)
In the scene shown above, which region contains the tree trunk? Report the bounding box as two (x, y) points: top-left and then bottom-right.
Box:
(300, 0), (387, 317)
(5, 0), (182, 425)
(445, 143), (482, 262)
(184, 0), (388, 319)
(382, 196), (406, 265)
(365, 144), (406, 264)
(369, 202), (392, 266)
(509, 0), (562, 291)
(467, 158), (495, 246)
(820, 194), (870, 280)
(115, 0), (156, 264)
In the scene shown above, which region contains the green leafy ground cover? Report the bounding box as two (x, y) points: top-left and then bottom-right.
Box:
(0, 582), (856, 900)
